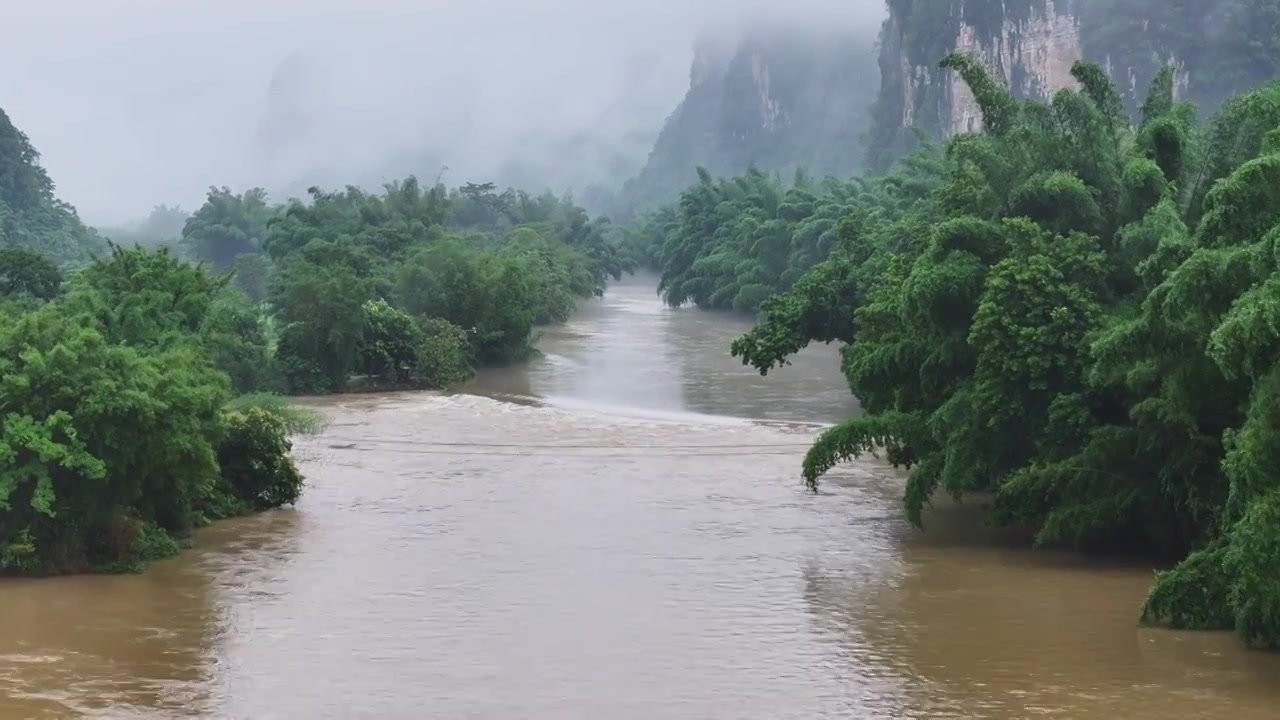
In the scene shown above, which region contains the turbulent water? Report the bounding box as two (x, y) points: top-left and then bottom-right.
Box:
(2, 274), (1279, 719)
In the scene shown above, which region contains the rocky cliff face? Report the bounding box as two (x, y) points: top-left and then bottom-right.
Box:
(870, 0), (1280, 169)
(613, 26), (879, 220)
(613, 0), (1279, 211)
(947, 0), (1083, 134)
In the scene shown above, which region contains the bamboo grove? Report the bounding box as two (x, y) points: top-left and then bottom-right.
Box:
(644, 57), (1280, 647)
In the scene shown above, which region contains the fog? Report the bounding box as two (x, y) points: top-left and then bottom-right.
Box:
(1, 0), (885, 226)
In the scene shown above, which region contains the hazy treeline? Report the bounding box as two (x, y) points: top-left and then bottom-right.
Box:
(159, 178), (630, 395)
(623, 165), (902, 312)
(639, 57), (1280, 648)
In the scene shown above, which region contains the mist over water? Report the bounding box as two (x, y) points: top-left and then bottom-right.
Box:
(1, 0), (887, 226)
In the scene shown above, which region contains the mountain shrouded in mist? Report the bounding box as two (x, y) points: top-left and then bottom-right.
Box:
(611, 24), (881, 220)
(0, 108), (101, 263)
(869, 0), (1280, 169)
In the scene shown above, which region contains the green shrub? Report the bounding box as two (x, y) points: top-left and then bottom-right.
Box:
(217, 408), (305, 511)
(413, 317), (474, 388)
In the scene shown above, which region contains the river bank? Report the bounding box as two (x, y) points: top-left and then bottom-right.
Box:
(1, 278), (1277, 719)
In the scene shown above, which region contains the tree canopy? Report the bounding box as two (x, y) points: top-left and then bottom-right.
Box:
(0, 244), (305, 574)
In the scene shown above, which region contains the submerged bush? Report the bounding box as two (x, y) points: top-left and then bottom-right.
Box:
(216, 407), (305, 512)
(225, 393), (328, 435)
(413, 317), (473, 389)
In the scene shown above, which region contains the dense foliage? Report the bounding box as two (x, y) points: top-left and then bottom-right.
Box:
(0, 245), (307, 575)
(261, 178), (630, 393)
(87, 178), (631, 397)
(725, 55), (1280, 648)
(0, 109), (318, 575)
(182, 187), (276, 271)
(633, 159), (942, 312)
(0, 247), (62, 300)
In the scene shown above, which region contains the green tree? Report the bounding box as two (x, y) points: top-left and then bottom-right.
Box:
(0, 247), (62, 300)
(182, 187), (276, 270)
(0, 303), (228, 573)
(215, 407), (304, 512)
(637, 165), (903, 312)
(65, 243), (228, 348)
(270, 240), (376, 393)
(0, 244), (309, 575)
(259, 176), (631, 390)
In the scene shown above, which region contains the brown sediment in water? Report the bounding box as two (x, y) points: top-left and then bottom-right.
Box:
(1, 278), (1276, 719)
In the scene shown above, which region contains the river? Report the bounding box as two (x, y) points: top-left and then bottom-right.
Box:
(2, 274), (1278, 719)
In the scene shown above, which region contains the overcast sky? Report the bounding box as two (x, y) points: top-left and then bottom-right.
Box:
(1, 0), (884, 225)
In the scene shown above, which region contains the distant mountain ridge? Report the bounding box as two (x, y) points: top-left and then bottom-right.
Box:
(0, 108), (101, 263)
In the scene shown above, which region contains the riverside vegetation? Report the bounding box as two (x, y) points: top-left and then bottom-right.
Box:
(0, 107), (630, 574)
(6, 42), (1279, 652)
(635, 58), (1280, 649)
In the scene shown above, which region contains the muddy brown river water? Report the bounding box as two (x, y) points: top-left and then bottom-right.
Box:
(2, 274), (1278, 719)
